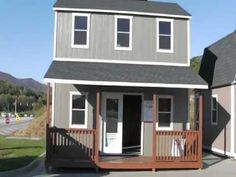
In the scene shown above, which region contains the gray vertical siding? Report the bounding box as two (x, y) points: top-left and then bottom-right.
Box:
(56, 12), (188, 64)
(234, 85), (236, 154)
(53, 84), (189, 156)
(203, 86), (232, 154)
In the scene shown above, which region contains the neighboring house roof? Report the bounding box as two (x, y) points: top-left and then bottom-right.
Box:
(44, 61), (207, 89)
(199, 31), (236, 88)
(53, 0), (191, 19)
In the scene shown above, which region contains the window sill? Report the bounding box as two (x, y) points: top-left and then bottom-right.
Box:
(157, 49), (174, 53)
(114, 47), (132, 51)
(69, 125), (87, 129)
(71, 44), (89, 49)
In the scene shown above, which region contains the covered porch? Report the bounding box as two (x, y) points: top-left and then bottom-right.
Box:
(45, 86), (203, 170)
(44, 61), (207, 170)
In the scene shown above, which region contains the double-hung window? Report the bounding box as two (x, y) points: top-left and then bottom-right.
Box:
(72, 13), (90, 48)
(157, 18), (173, 53)
(69, 92), (88, 128)
(115, 16), (132, 50)
(211, 95), (218, 125)
(157, 96), (173, 130)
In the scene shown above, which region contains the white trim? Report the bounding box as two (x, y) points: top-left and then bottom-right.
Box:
(211, 94), (218, 126)
(203, 145), (232, 157)
(51, 83), (55, 127)
(156, 95), (174, 131)
(69, 91), (88, 129)
(54, 57), (190, 67)
(114, 15), (132, 51)
(187, 20), (190, 66)
(44, 78), (208, 89)
(231, 84), (235, 157)
(53, 7), (192, 19)
(53, 12), (58, 59)
(71, 13), (90, 48)
(156, 18), (174, 53)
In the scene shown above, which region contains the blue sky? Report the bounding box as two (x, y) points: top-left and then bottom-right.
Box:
(0, 0), (235, 82)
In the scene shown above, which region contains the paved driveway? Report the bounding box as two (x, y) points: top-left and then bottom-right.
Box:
(1, 152), (236, 177)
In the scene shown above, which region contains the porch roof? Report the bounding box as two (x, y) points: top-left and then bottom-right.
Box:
(44, 61), (208, 89)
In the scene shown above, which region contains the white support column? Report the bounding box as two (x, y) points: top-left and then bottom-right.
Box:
(231, 83), (235, 158)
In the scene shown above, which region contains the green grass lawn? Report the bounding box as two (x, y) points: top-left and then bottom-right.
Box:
(0, 136), (45, 171)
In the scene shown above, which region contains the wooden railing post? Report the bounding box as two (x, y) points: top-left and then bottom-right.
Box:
(198, 95), (203, 168)
(152, 94), (157, 162)
(95, 91), (100, 163)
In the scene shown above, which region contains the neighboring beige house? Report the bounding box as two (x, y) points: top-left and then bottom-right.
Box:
(199, 31), (236, 158)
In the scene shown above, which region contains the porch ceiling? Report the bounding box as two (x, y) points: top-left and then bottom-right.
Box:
(44, 61), (207, 89)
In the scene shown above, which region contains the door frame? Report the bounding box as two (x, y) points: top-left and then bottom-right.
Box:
(100, 92), (144, 155)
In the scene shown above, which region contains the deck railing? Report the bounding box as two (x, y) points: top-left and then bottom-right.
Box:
(46, 126), (96, 161)
(156, 130), (200, 162)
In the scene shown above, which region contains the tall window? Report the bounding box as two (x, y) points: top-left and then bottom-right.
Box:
(157, 19), (173, 53)
(72, 13), (90, 48)
(211, 95), (218, 125)
(115, 16), (132, 50)
(157, 96), (173, 130)
(69, 92), (88, 128)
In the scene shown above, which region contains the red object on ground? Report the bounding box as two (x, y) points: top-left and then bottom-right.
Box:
(5, 117), (10, 124)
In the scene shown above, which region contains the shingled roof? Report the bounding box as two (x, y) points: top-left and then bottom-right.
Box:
(53, 0), (191, 18)
(199, 31), (236, 88)
(44, 61), (207, 89)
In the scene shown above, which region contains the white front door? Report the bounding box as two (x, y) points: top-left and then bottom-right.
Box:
(102, 93), (123, 154)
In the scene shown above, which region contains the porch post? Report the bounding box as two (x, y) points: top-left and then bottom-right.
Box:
(152, 94), (157, 162)
(95, 90), (100, 163)
(198, 95), (203, 167)
(46, 83), (50, 125)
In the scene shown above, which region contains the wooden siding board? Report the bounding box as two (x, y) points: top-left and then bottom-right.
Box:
(56, 12), (188, 64)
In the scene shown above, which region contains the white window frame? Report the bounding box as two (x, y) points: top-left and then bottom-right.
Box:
(71, 13), (90, 48)
(157, 95), (174, 130)
(114, 15), (132, 51)
(211, 94), (218, 126)
(156, 18), (174, 53)
(69, 91), (88, 128)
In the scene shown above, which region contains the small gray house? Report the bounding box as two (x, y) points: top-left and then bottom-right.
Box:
(44, 0), (207, 170)
(199, 31), (236, 158)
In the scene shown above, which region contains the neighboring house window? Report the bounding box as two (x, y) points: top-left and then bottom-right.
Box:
(72, 13), (90, 48)
(69, 92), (88, 128)
(157, 96), (173, 130)
(211, 95), (218, 125)
(157, 18), (173, 53)
(115, 16), (132, 50)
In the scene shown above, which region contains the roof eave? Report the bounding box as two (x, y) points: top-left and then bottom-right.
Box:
(52, 7), (192, 19)
(44, 78), (207, 89)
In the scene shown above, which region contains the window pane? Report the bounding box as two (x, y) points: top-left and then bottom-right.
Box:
(212, 98), (217, 109)
(74, 31), (87, 45)
(117, 19), (130, 32)
(106, 99), (118, 133)
(159, 36), (171, 50)
(74, 16), (87, 30)
(158, 113), (171, 127)
(117, 33), (129, 47)
(159, 21), (171, 35)
(159, 98), (171, 112)
(212, 110), (217, 123)
(72, 110), (85, 125)
(72, 95), (85, 109)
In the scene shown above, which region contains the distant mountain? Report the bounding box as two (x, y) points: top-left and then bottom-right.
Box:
(0, 71), (45, 93)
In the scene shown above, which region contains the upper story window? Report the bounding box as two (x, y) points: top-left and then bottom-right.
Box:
(69, 92), (88, 128)
(115, 16), (132, 50)
(157, 96), (173, 130)
(211, 95), (218, 125)
(71, 13), (90, 48)
(157, 18), (173, 53)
